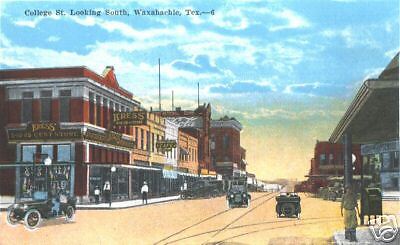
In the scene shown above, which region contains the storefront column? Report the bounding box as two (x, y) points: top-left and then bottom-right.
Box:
(343, 132), (353, 189)
(128, 169), (133, 199)
(15, 144), (21, 202)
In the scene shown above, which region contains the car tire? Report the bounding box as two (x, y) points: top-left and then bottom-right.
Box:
(227, 200), (232, 209)
(181, 193), (186, 200)
(65, 206), (75, 222)
(280, 203), (295, 217)
(246, 198), (250, 208)
(6, 208), (19, 227)
(24, 209), (41, 231)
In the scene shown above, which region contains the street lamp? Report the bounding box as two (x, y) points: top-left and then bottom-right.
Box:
(110, 166), (117, 207)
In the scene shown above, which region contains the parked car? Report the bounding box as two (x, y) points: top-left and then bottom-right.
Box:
(6, 191), (76, 230)
(180, 180), (221, 199)
(226, 178), (251, 208)
(276, 192), (301, 218)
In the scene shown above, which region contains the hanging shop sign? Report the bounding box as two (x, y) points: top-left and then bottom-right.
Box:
(7, 122), (82, 142)
(84, 129), (135, 149)
(112, 111), (147, 126)
(156, 140), (177, 151)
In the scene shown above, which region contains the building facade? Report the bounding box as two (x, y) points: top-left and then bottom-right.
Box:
(0, 66), (139, 202)
(178, 129), (199, 175)
(210, 116), (245, 178)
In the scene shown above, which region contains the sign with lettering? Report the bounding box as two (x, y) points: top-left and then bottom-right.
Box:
(112, 111), (147, 126)
(156, 140), (177, 151)
(84, 129), (135, 149)
(7, 123), (82, 142)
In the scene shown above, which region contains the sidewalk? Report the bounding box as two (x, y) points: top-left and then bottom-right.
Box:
(333, 227), (400, 244)
(77, 195), (181, 210)
(0, 195), (181, 211)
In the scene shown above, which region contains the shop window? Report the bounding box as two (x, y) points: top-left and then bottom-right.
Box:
(40, 90), (52, 122)
(382, 152), (391, 170)
(146, 131), (150, 151)
(319, 154), (326, 165)
(22, 92), (33, 123)
(102, 98), (108, 128)
(41, 145), (54, 160)
(59, 90), (71, 122)
(22, 145), (36, 162)
(393, 151), (399, 169)
(57, 144), (71, 162)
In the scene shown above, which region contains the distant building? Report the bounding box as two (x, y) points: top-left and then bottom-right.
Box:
(210, 116), (246, 178)
(178, 129), (199, 174)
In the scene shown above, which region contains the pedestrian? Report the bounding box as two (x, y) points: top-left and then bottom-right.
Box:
(141, 181), (148, 204)
(94, 185), (101, 204)
(103, 181), (111, 206)
(341, 185), (359, 242)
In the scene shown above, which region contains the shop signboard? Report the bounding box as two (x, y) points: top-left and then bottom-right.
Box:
(112, 111), (147, 126)
(84, 129), (135, 149)
(156, 140), (177, 151)
(7, 122), (82, 142)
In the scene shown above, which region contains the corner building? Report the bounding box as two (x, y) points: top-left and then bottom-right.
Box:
(0, 66), (139, 202)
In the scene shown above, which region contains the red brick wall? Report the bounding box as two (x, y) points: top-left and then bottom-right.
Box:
(7, 100), (21, 124)
(210, 127), (241, 165)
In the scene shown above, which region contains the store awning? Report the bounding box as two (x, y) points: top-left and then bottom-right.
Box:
(329, 54), (399, 144)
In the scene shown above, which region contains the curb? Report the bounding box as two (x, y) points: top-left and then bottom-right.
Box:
(76, 197), (181, 210)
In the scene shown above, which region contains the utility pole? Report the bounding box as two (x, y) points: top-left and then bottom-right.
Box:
(158, 58), (161, 111)
(171, 90), (174, 110)
(197, 82), (200, 107)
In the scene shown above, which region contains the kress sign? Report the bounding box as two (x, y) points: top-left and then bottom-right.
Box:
(156, 140), (177, 151)
(112, 111), (147, 126)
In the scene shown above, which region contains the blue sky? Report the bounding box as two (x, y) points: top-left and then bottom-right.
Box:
(0, 0), (398, 180)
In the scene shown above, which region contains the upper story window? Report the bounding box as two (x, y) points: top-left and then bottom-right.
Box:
(319, 154), (326, 165)
(223, 135), (230, 149)
(40, 90), (52, 122)
(59, 90), (71, 122)
(329, 153), (334, 165)
(22, 92), (33, 123)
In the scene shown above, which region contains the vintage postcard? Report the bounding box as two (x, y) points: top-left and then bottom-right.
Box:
(0, 0), (399, 244)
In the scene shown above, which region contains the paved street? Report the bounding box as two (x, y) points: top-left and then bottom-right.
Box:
(0, 192), (358, 245)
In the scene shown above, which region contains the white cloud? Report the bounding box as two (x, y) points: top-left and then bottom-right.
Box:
(384, 48), (399, 58)
(321, 26), (378, 48)
(46, 36), (60, 42)
(210, 8), (249, 30)
(13, 15), (60, 28)
(269, 9), (310, 32)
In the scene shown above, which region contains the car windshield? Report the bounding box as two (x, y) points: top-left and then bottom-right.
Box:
(231, 185), (245, 192)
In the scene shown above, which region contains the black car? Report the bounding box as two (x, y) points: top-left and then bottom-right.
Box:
(275, 192), (301, 218)
(226, 179), (251, 208)
(180, 180), (222, 199)
(6, 191), (76, 230)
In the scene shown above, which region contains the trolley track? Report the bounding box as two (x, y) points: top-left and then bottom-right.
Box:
(154, 192), (275, 245)
(163, 216), (341, 244)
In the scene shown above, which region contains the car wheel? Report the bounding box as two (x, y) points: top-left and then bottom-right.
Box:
(297, 213), (301, 219)
(6, 209), (19, 227)
(65, 206), (75, 222)
(246, 198), (251, 208)
(227, 200), (232, 209)
(181, 193), (186, 200)
(24, 209), (41, 231)
(280, 203), (295, 217)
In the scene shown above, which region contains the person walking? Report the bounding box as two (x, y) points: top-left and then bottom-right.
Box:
(94, 185), (101, 204)
(341, 186), (359, 242)
(103, 181), (111, 206)
(141, 181), (149, 204)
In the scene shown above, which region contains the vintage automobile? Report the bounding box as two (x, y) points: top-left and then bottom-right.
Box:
(275, 192), (301, 218)
(226, 178), (251, 208)
(180, 180), (222, 199)
(6, 191), (77, 230)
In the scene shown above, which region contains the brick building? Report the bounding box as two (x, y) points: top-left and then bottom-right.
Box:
(305, 141), (362, 192)
(0, 66), (168, 202)
(178, 129), (199, 174)
(210, 116), (246, 178)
